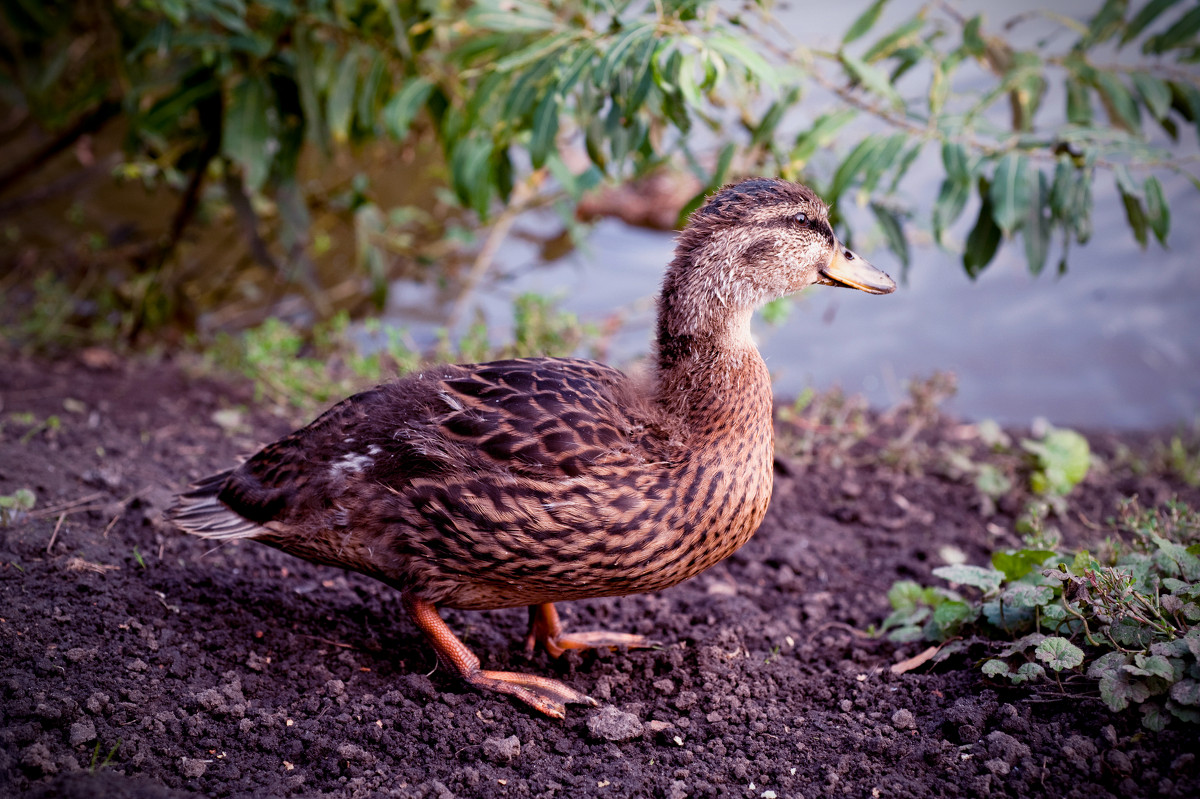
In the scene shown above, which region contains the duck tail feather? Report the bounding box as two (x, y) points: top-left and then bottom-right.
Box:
(165, 469), (266, 540)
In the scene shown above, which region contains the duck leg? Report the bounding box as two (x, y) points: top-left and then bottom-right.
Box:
(524, 602), (654, 659)
(402, 594), (597, 719)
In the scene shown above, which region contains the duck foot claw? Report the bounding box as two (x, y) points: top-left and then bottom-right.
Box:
(468, 669), (598, 719)
(403, 594), (596, 718)
(525, 603), (657, 658)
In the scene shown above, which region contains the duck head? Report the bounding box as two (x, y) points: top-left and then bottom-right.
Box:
(658, 177), (896, 342)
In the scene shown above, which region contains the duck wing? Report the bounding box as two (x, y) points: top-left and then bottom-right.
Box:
(168, 357), (677, 542)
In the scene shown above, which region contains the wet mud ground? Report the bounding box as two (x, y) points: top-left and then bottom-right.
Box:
(1, 355), (1198, 798)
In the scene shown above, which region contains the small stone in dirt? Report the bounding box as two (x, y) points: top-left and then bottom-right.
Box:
(69, 719), (96, 746)
(839, 700), (853, 713)
(179, 757), (207, 778)
(65, 647), (94, 663)
(1101, 724), (1117, 746)
(891, 709), (915, 729)
(587, 706), (644, 742)
(985, 731), (1031, 764)
(336, 743), (374, 765)
(674, 691), (698, 711)
(653, 678), (675, 695)
(86, 692), (110, 715)
(482, 735), (521, 764)
(1106, 749), (1133, 774)
(21, 742), (57, 776)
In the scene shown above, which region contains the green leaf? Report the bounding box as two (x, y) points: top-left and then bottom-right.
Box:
(1002, 583), (1055, 608)
(964, 180), (1001, 278)
(961, 16), (985, 56)
(975, 464), (1013, 500)
(933, 178), (970, 246)
(1035, 636), (1085, 671)
(843, 0), (889, 45)
(860, 133), (907, 196)
(839, 52), (903, 108)
(1111, 615), (1155, 648)
(1084, 0), (1128, 46)
(1066, 78), (1093, 125)
(1012, 662), (1046, 684)
(1132, 71), (1173, 121)
(1022, 427), (1091, 495)
(932, 599), (978, 635)
(1141, 702), (1169, 731)
(293, 24), (327, 153)
(989, 152), (1032, 235)
(529, 90), (559, 169)
(790, 110), (856, 167)
(1125, 653), (1175, 681)
(1143, 175), (1170, 245)
(383, 77), (433, 140)
(327, 49), (361, 144)
(466, 0), (558, 33)
(1117, 174), (1150, 248)
(1094, 70), (1142, 132)
(992, 549), (1057, 582)
(1144, 4), (1200, 53)
(1122, 0), (1183, 44)
(492, 31), (575, 74)
(1023, 170), (1051, 275)
(709, 32), (779, 91)
(870, 202), (909, 268)
(1170, 678), (1200, 706)
(222, 76), (273, 193)
(864, 15), (925, 62)
(449, 135), (495, 216)
(830, 135), (883, 202)
(888, 579), (933, 612)
(982, 659), (1010, 677)
(932, 564), (1004, 592)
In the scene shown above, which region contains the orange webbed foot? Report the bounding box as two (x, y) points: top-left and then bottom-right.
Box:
(403, 594), (596, 718)
(524, 602), (656, 659)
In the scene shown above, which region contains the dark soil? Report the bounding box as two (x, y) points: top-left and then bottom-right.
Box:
(2, 354), (1198, 798)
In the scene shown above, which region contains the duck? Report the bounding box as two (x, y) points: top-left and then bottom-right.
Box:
(167, 177), (896, 718)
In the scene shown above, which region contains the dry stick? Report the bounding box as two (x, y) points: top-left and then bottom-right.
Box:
(101, 489), (144, 538)
(47, 513), (66, 554)
(29, 492), (105, 519)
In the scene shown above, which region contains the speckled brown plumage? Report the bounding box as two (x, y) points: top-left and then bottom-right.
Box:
(168, 177), (896, 717)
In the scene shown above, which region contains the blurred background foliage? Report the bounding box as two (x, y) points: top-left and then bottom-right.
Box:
(0, 0), (1198, 351)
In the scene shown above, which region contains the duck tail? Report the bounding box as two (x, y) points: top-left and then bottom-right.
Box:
(165, 470), (266, 540)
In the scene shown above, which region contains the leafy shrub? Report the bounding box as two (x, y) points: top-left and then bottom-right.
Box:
(883, 498), (1200, 729)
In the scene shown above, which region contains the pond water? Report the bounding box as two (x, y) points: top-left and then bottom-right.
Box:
(384, 176), (1199, 431)
(383, 1), (1200, 431)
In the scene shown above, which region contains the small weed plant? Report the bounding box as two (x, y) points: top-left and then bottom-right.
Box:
(0, 488), (36, 526)
(202, 293), (592, 413)
(883, 498), (1200, 729)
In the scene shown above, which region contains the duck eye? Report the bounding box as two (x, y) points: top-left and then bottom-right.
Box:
(794, 212), (809, 225)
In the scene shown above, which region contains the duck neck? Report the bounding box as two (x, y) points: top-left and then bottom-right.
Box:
(653, 305), (773, 434)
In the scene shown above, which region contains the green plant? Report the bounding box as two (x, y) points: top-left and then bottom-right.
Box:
(89, 739), (122, 772)
(3, 0), (1199, 337)
(204, 293), (591, 411)
(882, 498), (1200, 729)
(0, 488), (36, 526)
(1022, 425), (1092, 496)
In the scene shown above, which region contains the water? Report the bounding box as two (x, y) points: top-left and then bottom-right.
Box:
(383, 1), (1200, 430)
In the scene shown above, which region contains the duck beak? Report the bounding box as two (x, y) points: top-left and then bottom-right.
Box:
(818, 244), (897, 295)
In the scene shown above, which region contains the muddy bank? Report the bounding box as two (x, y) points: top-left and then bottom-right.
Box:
(1, 355), (1197, 798)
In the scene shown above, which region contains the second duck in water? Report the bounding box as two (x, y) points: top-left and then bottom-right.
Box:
(168, 177), (896, 717)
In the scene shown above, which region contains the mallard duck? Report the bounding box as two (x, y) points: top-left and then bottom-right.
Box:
(168, 178), (895, 718)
